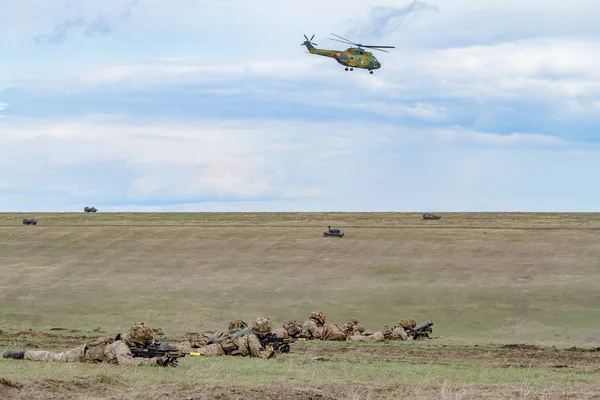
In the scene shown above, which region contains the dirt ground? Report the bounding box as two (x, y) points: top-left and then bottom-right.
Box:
(3, 330), (600, 370)
(2, 330), (600, 399)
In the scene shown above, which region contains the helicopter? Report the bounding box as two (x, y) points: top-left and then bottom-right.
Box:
(301, 33), (395, 74)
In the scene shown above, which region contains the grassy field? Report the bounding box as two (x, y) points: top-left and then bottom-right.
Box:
(1, 212), (600, 399)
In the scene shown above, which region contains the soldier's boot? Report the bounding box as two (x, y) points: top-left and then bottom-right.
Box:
(3, 350), (26, 359)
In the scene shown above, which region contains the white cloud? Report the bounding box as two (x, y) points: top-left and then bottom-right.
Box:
(1, 115), (599, 211)
(1, 0), (600, 212)
(13, 37), (599, 120)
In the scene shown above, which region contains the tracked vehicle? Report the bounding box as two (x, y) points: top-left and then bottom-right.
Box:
(323, 225), (344, 237)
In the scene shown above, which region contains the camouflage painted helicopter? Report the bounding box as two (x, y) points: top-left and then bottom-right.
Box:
(302, 33), (394, 74)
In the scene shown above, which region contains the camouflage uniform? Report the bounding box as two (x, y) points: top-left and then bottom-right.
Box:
(174, 332), (210, 354)
(321, 323), (347, 341)
(3, 323), (177, 366)
(299, 311), (326, 339)
(347, 331), (386, 342)
(176, 319), (249, 354)
(399, 318), (417, 330)
(231, 317), (277, 358)
(273, 320), (302, 339)
(348, 319), (413, 342)
(389, 318), (416, 341)
(342, 319), (368, 336)
(196, 317), (277, 358)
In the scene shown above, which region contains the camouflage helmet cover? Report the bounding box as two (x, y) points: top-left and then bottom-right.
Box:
(310, 311), (326, 325)
(228, 319), (248, 333)
(399, 318), (417, 330)
(128, 322), (155, 344)
(251, 317), (272, 336)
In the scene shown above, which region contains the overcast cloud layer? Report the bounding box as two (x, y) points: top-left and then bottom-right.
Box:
(1, 0), (599, 211)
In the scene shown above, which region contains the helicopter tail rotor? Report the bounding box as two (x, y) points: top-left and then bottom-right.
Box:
(302, 34), (318, 46)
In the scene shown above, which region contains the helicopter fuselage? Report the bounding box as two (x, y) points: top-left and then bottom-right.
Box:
(303, 42), (381, 71)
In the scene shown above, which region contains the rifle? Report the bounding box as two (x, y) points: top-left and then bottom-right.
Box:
(259, 333), (296, 353)
(130, 341), (185, 359)
(406, 320), (434, 340)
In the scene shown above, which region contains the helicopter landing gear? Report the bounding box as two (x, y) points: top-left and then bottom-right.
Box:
(369, 70), (373, 74)
(344, 67), (354, 71)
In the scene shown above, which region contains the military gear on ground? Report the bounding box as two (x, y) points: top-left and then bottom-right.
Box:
(207, 331), (223, 344)
(188, 333), (208, 348)
(282, 320), (302, 336)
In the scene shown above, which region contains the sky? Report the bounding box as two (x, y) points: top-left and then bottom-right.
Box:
(1, 0), (599, 212)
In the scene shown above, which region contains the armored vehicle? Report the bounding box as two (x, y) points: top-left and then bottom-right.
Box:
(22, 218), (37, 225)
(84, 206), (97, 213)
(422, 213), (441, 220)
(323, 225), (344, 237)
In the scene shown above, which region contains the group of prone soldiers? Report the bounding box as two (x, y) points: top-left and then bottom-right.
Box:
(2, 311), (420, 367)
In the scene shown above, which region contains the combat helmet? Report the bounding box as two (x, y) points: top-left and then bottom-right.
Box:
(310, 311), (326, 325)
(251, 317), (272, 337)
(228, 318), (248, 333)
(126, 322), (155, 344)
(399, 318), (417, 330)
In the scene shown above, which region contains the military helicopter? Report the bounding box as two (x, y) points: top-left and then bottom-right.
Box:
(301, 33), (394, 74)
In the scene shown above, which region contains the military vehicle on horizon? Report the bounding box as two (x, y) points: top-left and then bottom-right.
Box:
(22, 218), (37, 225)
(423, 213), (441, 220)
(84, 206), (97, 213)
(323, 225), (344, 237)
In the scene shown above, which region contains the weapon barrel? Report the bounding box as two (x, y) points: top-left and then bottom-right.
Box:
(411, 320), (433, 332)
(231, 326), (251, 339)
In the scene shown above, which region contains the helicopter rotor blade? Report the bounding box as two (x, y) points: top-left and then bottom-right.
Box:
(328, 37), (355, 46)
(361, 45), (395, 49)
(310, 34), (315, 41)
(362, 46), (392, 52)
(330, 33), (358, 46)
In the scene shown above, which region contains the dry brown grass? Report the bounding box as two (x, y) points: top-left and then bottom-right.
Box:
(3, 211), (600, 228)
(1, 212), (599, 399)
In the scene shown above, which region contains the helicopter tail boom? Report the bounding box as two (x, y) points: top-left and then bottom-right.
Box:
(303, 42), (338, 58)
(302, 34), (338, 59)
